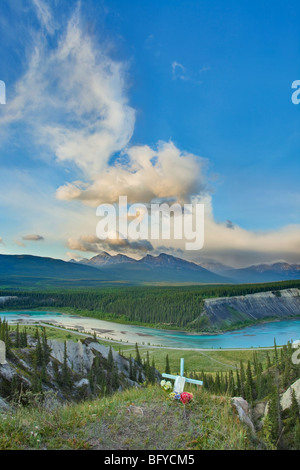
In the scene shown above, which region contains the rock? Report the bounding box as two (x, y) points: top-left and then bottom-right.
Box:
(204, 288), (300, 327)
(0, 397), (11, 412)
(48, 340), (95, 375)
(127, 405), (144, 416)
(0, 340), (6, 365)
(252, 402), (267, 421)
(280, 378), (300, 411)
(231, 397), (255, 434)
(75, 378), (89, 388)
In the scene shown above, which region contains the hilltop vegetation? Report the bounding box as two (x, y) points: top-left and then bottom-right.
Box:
(0, 385), (256, 451)
(0, 322), (299, 450)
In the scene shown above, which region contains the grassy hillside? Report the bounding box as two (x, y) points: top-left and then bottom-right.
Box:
(1, 323), (299, 450)
(0, 385), (255, 450)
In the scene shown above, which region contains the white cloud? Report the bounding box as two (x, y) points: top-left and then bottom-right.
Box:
(56, 141), (208, 206)
(0, 8), (136, 178)
(13, 240), (26, 247)
(32, 0), (55, 35)
(172, 61), (209, 84)
(67, 234), (153, 256)
(22, 234), (44, 241)
(172, 61), (186, 80)
(1, 4), (299, 267)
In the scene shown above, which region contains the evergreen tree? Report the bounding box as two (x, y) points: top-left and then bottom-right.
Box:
(266, 383), (282, 447)
(294, 420), (300, 450)
(165, 354), (171, 374)
(274, 338), (279, 367)
(145, 351), (151, 383)
(266, 352), (272, 369)
(289, 388), (299, 419)
(20, 328), (28, 348)
(227, 370), (235, 396)
(35, 329), (43, 367)
(129, 354), (134, 381)
(236, 369), (241, 396)
(239, 360), (246, 398)
(41, 327), (51, 365)
(61, 341), (71, 389)
(245, 361), (255, 404)
(135, 343), (142, 366)
(15, 324), (20, 348)
(107, 346), (114, 373)
(150, 358), (156, 384)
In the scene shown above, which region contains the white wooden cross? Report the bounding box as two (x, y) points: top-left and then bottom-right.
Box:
(162, 358), (203, 393)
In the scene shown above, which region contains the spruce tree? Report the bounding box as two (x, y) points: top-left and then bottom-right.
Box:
(129, 354), (134, 381)
(267, 383), (282, 447)
(245, 361), (254, 404)
(107, 346), (114, 373)
(135, 343), (142, 366)
(62, 341), (71, 389)
(15, 324), (20, 348)
(41, 327), (51, 365)
(165, 354), (171, 374)
(289, 388), (299, 419)
(35, 329), (43, 367)
(239, 360), (246, 398)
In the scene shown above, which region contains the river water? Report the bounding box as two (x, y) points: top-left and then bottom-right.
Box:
(1, 311), (300, 349)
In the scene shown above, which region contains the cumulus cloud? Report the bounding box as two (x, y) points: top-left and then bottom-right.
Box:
(22, 234), (44, 241)
(0, 5), (207, 209)
(67, 234), (153, 256)
(56, 141), (208, 206)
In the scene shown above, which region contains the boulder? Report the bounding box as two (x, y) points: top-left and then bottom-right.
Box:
(231, 397), (255, 434)
(0, 397), (11, 412)
(280, 378), (300, 411)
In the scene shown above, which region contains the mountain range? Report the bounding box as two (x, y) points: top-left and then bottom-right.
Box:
(0, 252), (299, 288)
(73, 252), (300, 283)
(70, 252), (228, 284)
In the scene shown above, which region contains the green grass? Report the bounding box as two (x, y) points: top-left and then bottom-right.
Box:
(118, 345), (275, 375)
(9, 324), (84, 343)
(0, 386), (255, 450)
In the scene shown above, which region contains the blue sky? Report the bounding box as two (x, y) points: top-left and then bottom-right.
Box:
(0, 0), (299, 266)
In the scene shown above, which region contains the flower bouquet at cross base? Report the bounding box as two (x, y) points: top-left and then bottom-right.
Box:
(160, 379), (173, 392)
(160, 380), (194, 416)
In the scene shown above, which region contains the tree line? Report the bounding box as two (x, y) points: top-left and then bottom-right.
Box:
(1, 279), (299, 330)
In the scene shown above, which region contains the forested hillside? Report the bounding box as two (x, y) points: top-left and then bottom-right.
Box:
(1, 280), (300, 331)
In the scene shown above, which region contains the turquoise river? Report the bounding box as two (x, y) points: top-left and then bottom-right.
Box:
(1, 311), (300, 349)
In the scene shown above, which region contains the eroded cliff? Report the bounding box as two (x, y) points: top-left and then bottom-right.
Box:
(202, 288), (300, 329)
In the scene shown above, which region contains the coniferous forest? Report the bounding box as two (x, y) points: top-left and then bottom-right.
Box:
(1, 280), (300, 331)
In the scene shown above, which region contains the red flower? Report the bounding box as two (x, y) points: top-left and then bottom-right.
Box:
(180, 392), (193, 405)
